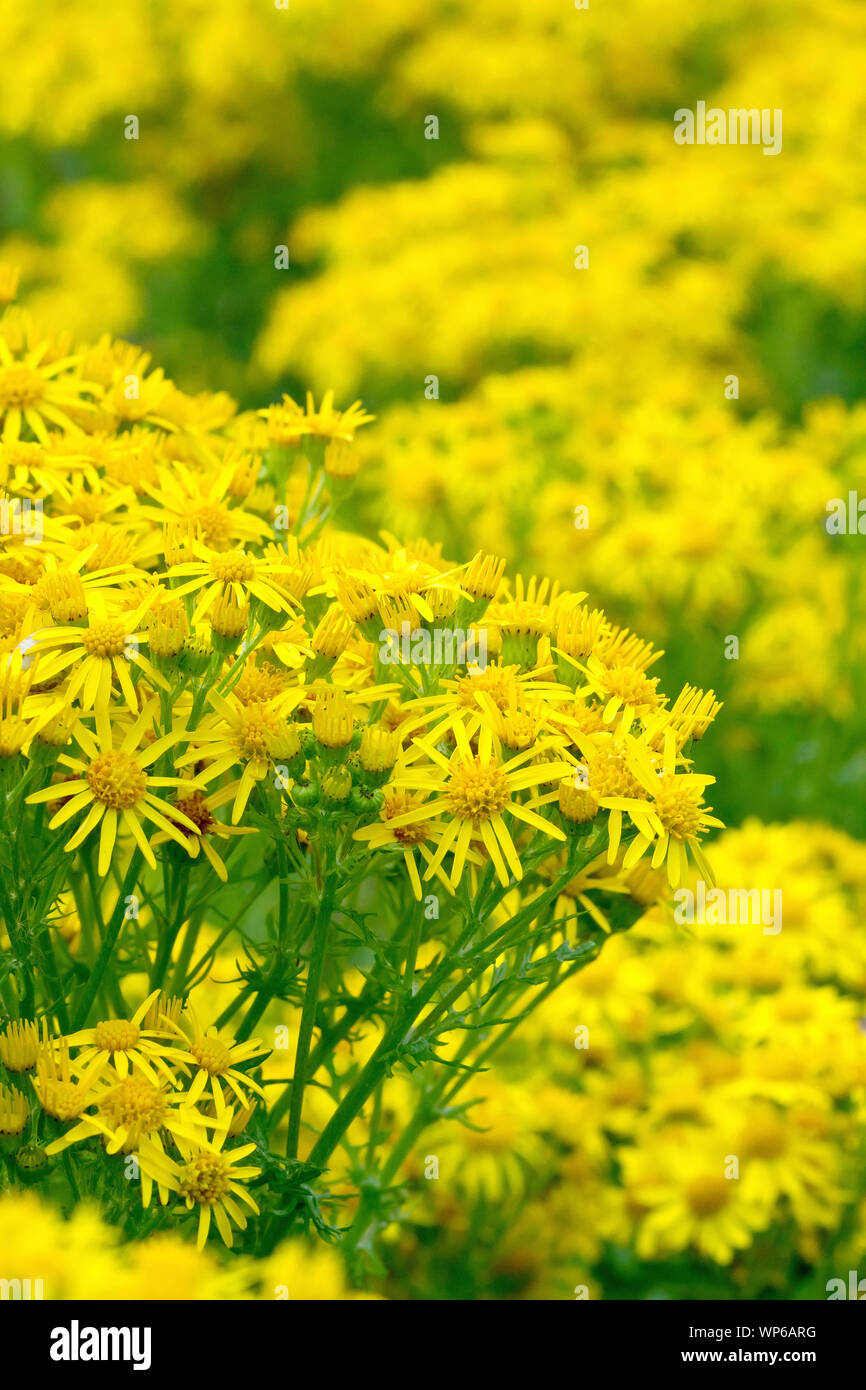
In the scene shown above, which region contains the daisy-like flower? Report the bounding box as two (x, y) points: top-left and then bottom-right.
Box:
(133, 458), (273, 553)
(353, 785), (478, 899)
(398, 661), (572, 749)
(136, 1127), (261, 1248)
(0, 436), (100, 502)
(386, 716), (572, 889)
(0, 646), (64, 754)
(575, 652), (664, 734)
(25, 550), (143, 622)
(44, 1066), (214, 1156)
(148, 785), (258, 882)
(0, 334), (100, 443)
(486, 574), (570, 665)
(33, 1037), (101, 1122)
(0, 1082), (28, 1137)
(642, 685), (723, 752)
(62, 989), (189, 1086)
(175, 687), (306, 824)
(25, 702), (202, 875)
(622, 1131), (772, 1266)
(735, 1101), (844, 1228)
(335, 541), (465, 634)
(30, 594), (166, 716)
(616, 732), (724, 887)
(0, 1018), (48, 1073)
(540, 731), (652, 866)
(166, 1006), (268, 1114)
(163, 541), (300, 625)
(259, 390), (374, 446)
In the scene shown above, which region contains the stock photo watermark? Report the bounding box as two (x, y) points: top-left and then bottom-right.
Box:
(0, 496), (42, 544)
(673, 881), (782, 934)
(378, 622), (487, 669)
(674, 103), (782, 156)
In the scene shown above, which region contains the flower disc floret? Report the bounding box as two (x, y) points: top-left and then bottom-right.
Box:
(93, 1019), (141, 1053)
(0, 365), (45, 408)
(99, 1076), (167, 1134)
(209, 552), (256, 583)
(652, 778), (707, 839)
(446, 757), (510, 822)
(80, 620), (128, 658)
(86, 750), (148, 809)
(191, 1037), (233, 1075)
(179, 1151), (233, 1205)
(685, 1174), (731, 1218)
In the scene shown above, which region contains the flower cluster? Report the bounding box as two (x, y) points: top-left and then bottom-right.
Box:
(0, 1188), (372, 1299)
(1, 988), (265, 1250)
(0, 283), (723, 1264)
(380, 821), (866, 1299)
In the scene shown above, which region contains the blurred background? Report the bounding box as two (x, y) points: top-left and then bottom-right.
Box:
(3, 0), (866, 1299)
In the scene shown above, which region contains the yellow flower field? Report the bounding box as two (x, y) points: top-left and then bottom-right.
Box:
(0, 0), (863, 1306)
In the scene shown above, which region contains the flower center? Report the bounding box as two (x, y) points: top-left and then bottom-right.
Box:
(174, 793), (217, 834)
(601, 666), (659, 708)
(239, 707), (282, 760)
(0, 365), (45, 410)
(685, 1173), (731, 1218)
(446, 758), (510, 821)
(93, 1018), (141, 1053)
(741, 1113), (787, 1160)
(194, 503), (233, 549)
(652, 780), (705, 839)
(191, 1036), (232, 1074)
(86, 750), (147, 809)
(99, 1076), (166, 1136)
(209, 551), (256, 583)
(81, 619), (128, 658)
(41, 1080), (87, 1122)
(456, 665), (517, 711)
(179, 1152), (232, 1205)
(585, 747), (643, 800)
(497, 710), (537, 750)
(382, 790), (430, 845)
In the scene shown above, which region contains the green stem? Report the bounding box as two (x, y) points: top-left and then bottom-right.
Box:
(169, 909), (204, 995)
(149, 864), (189, 991)
(71, 853), (142, 1030)
(305, 863), (578, 1175)
(285, 871), (336, 1159)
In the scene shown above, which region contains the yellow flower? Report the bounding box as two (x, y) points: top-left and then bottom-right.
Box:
(148, 785), (257, 882)
(168, 1006), (268, 1114)
(165, 542), (299, 624)
(62, 989), (189, 1086)
(0, 331), (99, 443)
(259, 390), (374, 446)
(26, 701), (202, 875)
(387, 716), (571, 888)
(0, 1083), (29, 1136)
(0, 1018), (48, 1073)
(31, 595), (166, 716)
(256, 1238), (372, 1300)
(618, 732), (724, 887)
(33, 1038), (99, 1121)
(354, 784), (475, 900)
(176, 686), (305, 824)
(136, 1127), (261, 1250)
(622, 1132), (772, 1266)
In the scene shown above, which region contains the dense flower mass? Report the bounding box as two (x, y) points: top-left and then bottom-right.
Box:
(1, 0), (864, 1306)
(392, 821), (866, 1298)
(0, 284), (726, 1279)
